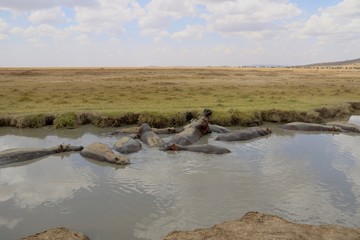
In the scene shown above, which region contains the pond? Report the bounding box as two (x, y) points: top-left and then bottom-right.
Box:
(0, 117), (360, 240)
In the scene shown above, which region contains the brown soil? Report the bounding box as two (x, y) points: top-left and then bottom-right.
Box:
(21, 212), (360, 240)
(20, 227), (89, 240)
(163, 212), (360, 240)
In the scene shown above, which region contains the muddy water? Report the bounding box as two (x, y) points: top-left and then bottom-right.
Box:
(0, 117), (360, 240)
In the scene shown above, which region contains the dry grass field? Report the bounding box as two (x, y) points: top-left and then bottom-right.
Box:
(0, 67), (359, 127)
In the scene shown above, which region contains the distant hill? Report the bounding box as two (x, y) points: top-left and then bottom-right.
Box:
(304, 58), (360, 67)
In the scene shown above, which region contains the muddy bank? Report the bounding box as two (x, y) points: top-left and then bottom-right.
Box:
(21, 212), (360, 240)
(1, 102), (359, 129)
(163, 212), (360, 240)
(20, 227), (89, 240)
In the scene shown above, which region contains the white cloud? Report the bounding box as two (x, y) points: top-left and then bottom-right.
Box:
(1, 0), (359, 66)
(0, 0), (98, 11)
(0, 18), (8, 40)
(0, 157), (95, 209)
(0, 18), (7, 29)
(203, 0), (302, 37)
(75, 33), (91, 44)
(295, 0), (360, 43)
(71, 0), (142, 35)
(0, 217), (23, 230)
(171, 25), (203, 40)
(29, 6), (67, 25)
(11, 24), (67, 42)
(138, 0), (196, 32)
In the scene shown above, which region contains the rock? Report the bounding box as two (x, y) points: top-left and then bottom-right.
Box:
(163, 212), (360, 240)
(20, 227), (89, 240)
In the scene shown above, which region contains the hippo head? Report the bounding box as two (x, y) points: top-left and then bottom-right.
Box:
(331, 126), (342, 132)
(258, 128), (272, 136)
(57, 144), (84, 153)
(160, 143), (178, 151)
(202, 108), (213, 118)
(195, 117), (211, 134)
(137, 123), (152, 136)
(112, 155), (130, 165)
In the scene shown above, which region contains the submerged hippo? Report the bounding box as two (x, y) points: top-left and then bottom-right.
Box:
(165, 109), (212, 147)
(215, 128), (272, 142)
(113, 135), (142, 154)
(137, 123), (165, 147)
(80, 142), (129, 165)
(326, 121), (360, 133)
(281, 122), (342, 132)
(164, 143), (231, 155)
(111, 126), (183, 135)
(0, 144), (84, 165)
(209, 124), (231, 133)
(152, 127), (184, 134)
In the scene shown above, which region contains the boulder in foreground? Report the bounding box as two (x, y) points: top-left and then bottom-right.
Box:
(163, 212), (360, 240)
(20, 227), (89, 240)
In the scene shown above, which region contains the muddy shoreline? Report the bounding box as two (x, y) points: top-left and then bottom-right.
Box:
(22, 212), (360, 240)
(1, 102), (360, 129)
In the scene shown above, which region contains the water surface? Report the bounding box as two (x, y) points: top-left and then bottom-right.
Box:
(0, 119), (360, 240)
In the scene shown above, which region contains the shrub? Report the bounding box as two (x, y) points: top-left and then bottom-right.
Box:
(54, 112), (77, 129)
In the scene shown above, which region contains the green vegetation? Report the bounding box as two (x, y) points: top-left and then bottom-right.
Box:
(0, 67), (359, 128)
(53, 112), (78, 129)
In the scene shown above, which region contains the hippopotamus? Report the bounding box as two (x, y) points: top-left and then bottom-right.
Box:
(111, 126), (183, 135)
(281, 122), (342, 132)
(152, 127), (184, 135)
(163, 143), (231, 154)
(80, 142), (130, 165)
(113, 135), (142, 154)
(215, 128), (272, 141)
(0, 144), (84, 166)
(326, 121), (360, 133)
(209, 124), (231, 133)
(137, 123), (165, 147)
(164, 109), (213, 147)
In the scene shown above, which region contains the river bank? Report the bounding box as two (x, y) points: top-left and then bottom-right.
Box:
(1, 101), (359, 129)
(21, 212), (360, 240)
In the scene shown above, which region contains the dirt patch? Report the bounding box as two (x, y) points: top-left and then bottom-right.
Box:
(20, 227), (89, 240)
(163, 212), (360, 240)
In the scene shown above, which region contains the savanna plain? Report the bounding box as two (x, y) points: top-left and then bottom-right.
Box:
(0, 67), (359, 128)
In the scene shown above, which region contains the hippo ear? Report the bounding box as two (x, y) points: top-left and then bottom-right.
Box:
(60, 144), (64, 151)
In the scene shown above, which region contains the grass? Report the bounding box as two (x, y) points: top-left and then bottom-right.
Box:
(0, 67), (359, 127)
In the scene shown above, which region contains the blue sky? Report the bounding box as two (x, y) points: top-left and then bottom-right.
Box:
(0, 0), (358, 67)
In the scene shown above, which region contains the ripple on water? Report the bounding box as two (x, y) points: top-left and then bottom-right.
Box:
(1, 123), (360, 240)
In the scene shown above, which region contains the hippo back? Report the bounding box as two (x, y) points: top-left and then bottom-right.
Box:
(113, 136), (142, 154)
(81, 142), (130, 165)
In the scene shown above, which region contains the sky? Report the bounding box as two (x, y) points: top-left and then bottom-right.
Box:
(0, 0), (359, 67)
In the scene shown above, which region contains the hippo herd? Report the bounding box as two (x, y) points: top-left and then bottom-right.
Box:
(1, 109), (359, 167)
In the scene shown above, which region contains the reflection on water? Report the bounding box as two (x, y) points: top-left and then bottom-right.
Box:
(0, 118), (360, 240)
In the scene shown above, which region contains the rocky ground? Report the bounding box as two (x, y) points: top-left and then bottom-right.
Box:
(163, 212), (360, 240)
(20, 227), (89, 240)
(21, 212), (360, 240)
